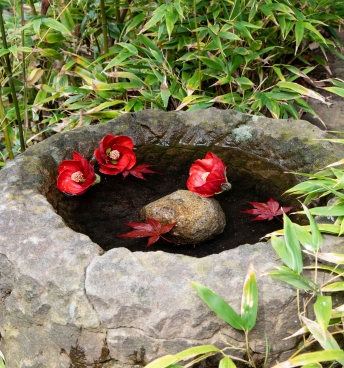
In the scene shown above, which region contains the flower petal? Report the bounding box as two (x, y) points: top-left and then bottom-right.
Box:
(57, 169), (88, 195)
(58, 160), (83, 174)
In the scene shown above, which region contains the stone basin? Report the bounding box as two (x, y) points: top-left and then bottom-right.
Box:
(1, 108), (344, 368)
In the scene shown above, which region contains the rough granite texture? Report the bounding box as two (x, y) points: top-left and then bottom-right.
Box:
(140, 190), (226, 245)
(1, 108), (344, 367)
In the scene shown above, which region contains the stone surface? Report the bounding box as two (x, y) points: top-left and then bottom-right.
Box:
(303, 99), (344, 131)
(302, 30), (344, 132)
(140, 190), (226, 245)
(1, 109), (344, 367)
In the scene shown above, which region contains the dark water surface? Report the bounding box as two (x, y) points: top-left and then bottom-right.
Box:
(54, 145), (298, 258)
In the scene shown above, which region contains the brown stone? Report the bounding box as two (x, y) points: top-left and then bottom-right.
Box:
(140, 190), (226, 245)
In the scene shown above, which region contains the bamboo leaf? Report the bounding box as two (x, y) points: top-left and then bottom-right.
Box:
(118, 42), (138, 55)
(39, 48), (63, 59)
(277, 82), (325, 102)
(165, 9), (177, 38)
(138, 34), (161, 54)
(302, 364), (321, 368)
(240, 262), (258, 331)
(0, 48), (9, 57)
(32, 17), (42, 35)
(45, 32), (66, 43)
(92, 81), (142, 91)
(60, 7), (75, 32)
(187, 70), (200, 95)
(317, 252), (344, 264)
(191, 282), (244, 330)
(321, 282), (344, 292)
(139, 4), (168, 34)
(295, 21), (304, 53)
(314, 296), (332, 333)
(174, 0), (183, 18)
(144, 355), (178, 368)
(174, 345), (221, 360)
(26, 68), (44, 87)
(284, 213), (303, 273)
(271, 350), (344, 368)
(86, 111), (121, 119)
(217, 32), (241, 41)
(307, 206), (344, 217)
(74, 66), (95, 84)
(219, 356), (237, 368)
(104, 51), (134, 70)
(323, 87), (344, 98)
(331, 303), (344, 318)
(125, 13), (146, 34)
(304, 22), (327, 44)
(85, 100), (125, 114)
(198, 56), (225, 71)
(268, 267), (314, 291)
(273, 66), (285, 81)
(300, 316), (344, 364)
(42, 17), (71, 35)
(271, 235), (294, 269)
(234, 21), (253, 41)
(301, 204), (323, 251)
(292, 223), (313, 251)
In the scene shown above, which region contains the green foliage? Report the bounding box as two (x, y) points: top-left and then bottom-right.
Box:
(286, 154), (344, 236)
(145, 202), (344, 368)
(146, 264), (258, 367)
(191, 263), (258, 332)
(1, 0), (344, 166)
(0, 349), (5, 368)
(267, 206), (344, 367)
(144, 346), (222, 368)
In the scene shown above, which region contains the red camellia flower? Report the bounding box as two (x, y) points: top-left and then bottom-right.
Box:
(57, 152), (100, 195)
(186, 152), (231, 197)
(94, 134), (136, 175)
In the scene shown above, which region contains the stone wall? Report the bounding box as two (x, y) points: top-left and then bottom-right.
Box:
(1, 109), (344, 367)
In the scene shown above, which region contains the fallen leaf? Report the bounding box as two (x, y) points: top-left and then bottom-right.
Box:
(122, 164), (159, 180)
(117, 218), (176, 247)
(241, 198), (293, 221)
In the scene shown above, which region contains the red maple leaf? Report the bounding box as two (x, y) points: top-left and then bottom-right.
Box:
(241, 198), (293, 221)
(117, 218), (176, 246)
(122, 164), (159, 180)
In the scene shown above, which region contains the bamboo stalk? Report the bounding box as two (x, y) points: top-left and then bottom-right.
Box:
(193, 0), (202, 91)
(21, 0), (29, 130)
(0, 5), (25, 152)
(119, 0), (133, 23)
(100, 0), (109, 55)
(115, 2), (120, 24)
(0, 89), (14, 160)
(28, 0), (37, 15)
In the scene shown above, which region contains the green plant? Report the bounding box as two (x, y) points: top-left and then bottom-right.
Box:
(0, 349), (5, 368)
(145, 263), (258, 368)
(285, 141), (344, 236)
(267, 207), (344, 367)
(144, 205), (344, 368)
(1, 0), (344, 168)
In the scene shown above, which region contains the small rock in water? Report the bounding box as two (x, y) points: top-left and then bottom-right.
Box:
(140, 190), (226, 245)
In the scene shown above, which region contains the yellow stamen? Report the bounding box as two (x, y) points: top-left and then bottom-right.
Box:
(109, 150), (120, 160)
(71, 171), (85, 183)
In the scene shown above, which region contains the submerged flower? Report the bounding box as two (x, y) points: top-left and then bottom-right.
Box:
(94, 134), (136, 175)
(57, 152), (99, 195)
(186, 152), (231, 197)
